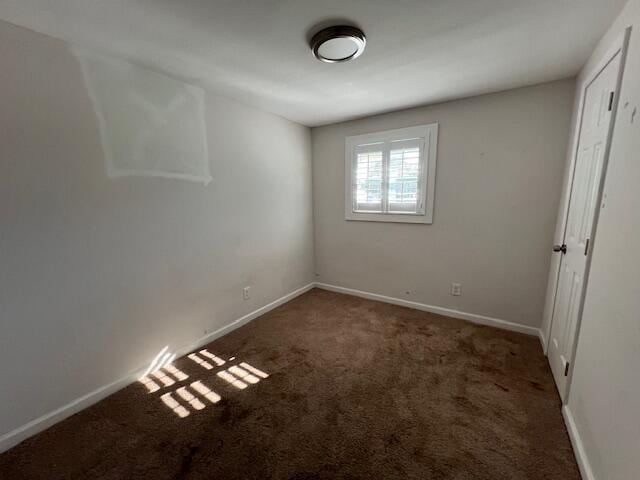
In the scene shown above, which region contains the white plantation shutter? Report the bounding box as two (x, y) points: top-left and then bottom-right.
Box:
(345, 124), (437, 224)
(354, 145), (384, 212)
(388, 139), (424, 214)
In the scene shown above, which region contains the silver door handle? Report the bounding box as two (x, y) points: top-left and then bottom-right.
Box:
(553, 244), (567, 254)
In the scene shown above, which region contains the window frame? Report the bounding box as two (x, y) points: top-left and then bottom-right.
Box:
(344, 123), (438, 224)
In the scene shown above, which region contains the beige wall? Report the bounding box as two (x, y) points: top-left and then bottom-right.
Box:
(312, 79), (576, 329)
(0, 21), (313, 439)
(563, 1), (640, 478)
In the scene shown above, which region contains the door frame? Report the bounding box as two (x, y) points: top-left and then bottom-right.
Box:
(542, 27), (631, 400)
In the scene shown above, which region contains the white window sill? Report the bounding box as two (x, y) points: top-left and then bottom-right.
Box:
(345, 212), (433, 224)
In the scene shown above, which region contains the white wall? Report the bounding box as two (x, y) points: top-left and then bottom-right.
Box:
(562, 1), (640, 478)
(312, 80), (575, 329)
(0, 21), (314, 441)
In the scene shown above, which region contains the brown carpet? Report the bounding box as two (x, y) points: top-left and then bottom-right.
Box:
(0, 289), (580, 479)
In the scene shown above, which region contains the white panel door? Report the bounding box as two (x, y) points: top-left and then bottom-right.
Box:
(548, 52), (622, 400)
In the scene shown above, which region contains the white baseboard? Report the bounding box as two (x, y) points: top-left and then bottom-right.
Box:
(314, 282), (541, 337)
(0, 283), (314, 454)
(563, 405), (595, 480)
(539, 328), (548, 353)
(173, 283), (314, 358)
(0, 367), (143, 455)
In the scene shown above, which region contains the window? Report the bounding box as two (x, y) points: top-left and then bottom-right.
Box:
(345, 124), (438, 224)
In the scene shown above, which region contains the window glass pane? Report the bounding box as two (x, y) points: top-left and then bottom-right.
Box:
(388, 147), (420, 213)
(354, 151), (383, 212)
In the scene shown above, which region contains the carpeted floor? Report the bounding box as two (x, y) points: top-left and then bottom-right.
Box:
(0, 289), (580, 479)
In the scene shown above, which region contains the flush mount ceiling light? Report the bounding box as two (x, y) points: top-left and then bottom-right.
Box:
(310, 25), (366, 63)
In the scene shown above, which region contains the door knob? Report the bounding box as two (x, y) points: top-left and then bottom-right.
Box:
(553, 244), (567, 254)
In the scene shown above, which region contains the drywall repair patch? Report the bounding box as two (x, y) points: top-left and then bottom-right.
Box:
(73, 47), (211, 185)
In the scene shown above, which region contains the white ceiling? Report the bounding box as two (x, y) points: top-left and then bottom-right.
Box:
(0, 0), (627, 126)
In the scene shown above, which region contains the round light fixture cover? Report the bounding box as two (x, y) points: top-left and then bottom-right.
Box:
(310, 25), (366, 63)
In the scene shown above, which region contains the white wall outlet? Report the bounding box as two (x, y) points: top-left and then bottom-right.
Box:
(242, 286), (251, 300)
(451, 283), (462, 296)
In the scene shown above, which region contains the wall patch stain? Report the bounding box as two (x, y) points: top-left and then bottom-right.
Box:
(73, 47), (211, 185)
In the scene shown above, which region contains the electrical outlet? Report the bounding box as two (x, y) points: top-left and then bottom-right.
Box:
(242, 286), (251, 300)
(451, 283), (462, 296)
